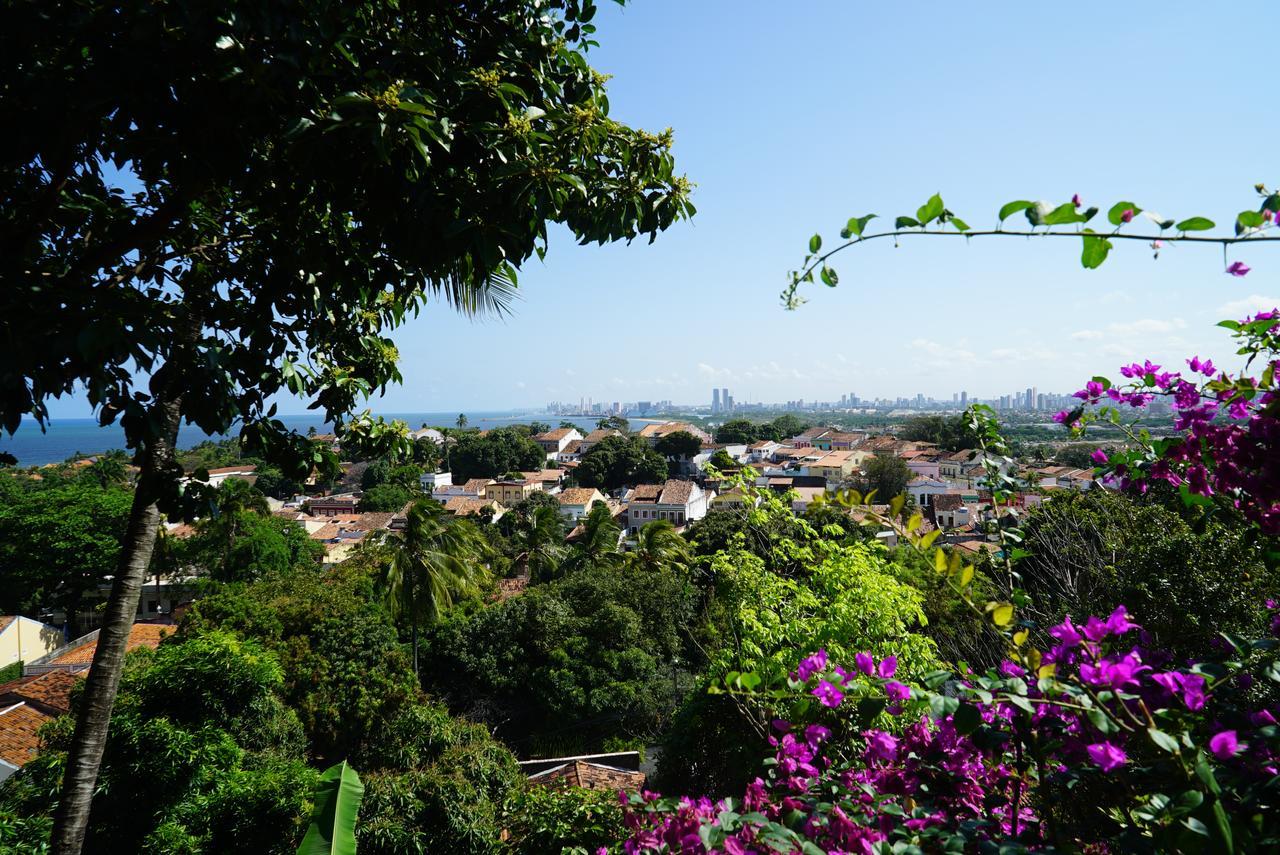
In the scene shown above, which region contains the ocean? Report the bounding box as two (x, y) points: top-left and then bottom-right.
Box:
(0, 412), (657, 467)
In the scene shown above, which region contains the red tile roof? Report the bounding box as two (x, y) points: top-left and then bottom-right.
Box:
(0, 703), (52, 769)
(51, 624), (172, 667)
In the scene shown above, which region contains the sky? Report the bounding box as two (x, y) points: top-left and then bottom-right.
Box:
(45, 1), (1280, 417)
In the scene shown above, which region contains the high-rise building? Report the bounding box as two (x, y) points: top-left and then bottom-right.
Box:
(722, 388), (732, 413)
(961, 391), (968, 407)
(712, 388), (721, 413)
(1025, 387), (1035, 411)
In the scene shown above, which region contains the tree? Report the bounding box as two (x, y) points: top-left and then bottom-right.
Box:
(527, 421), (550, 435)
(456, 414), (469, 430)
(3, 0), (691, 845)
(852, 454), (912, 500)
(203, 478), (270, 581)
(359, 483), (413, 512)
(505, 503), (568, 583)
(411, 436), (440, 469)
(0, 631), (316, 854)
(627, 519), (693, 573)
(762, 414), (807, 442)
(575, 435), (668, 490)
(714, 419), (758, 445)
(361, 458), (424, 491)
(560, 502), (621, 575)
(596, 414), (630, 433)
(81, 450), (129, 489)
(374, 500), (488, 676)
(0, 481), (133, 627)
(707, 449), (737, 471)
(900, 414), (977, 452)
(448, 427), (545, 483)
(253, 465), (304, 500)
(420, 564), (697, 754)
(654, 430), (702, 459)
(183, 510), (323, 583)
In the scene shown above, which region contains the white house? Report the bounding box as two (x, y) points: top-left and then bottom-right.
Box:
(533, 428), (583, 458)
(906, 475), (950, 508)
(0, 617), (63, 671)
(624, 480), (711, 533)
(557, 487), (608, 521)
(419, 470), (453, 493)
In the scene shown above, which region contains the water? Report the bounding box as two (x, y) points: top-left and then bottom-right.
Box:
(0, 412), (661, 466)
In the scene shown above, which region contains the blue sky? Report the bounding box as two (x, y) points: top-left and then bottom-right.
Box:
(48, 1), (1280, 417)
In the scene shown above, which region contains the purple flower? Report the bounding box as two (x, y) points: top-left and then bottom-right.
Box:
(812, 679), (845, 708)
(1209, 730), (1240, 760)
(1048, 616), (1084, 648)
(865, 730), (899, 762)
(854, 651), (875, 676)
(1120, 208), (1135, 223)
(1180, 673), (1207, 711)
(884, 681), (910, 702)
(1087, 741), (1128, 772)
(804, 723), (832, 746)
(1105, 605), (1137, 635)
(1226, 261), (1251, 277)
(1090, 448), (1109, 465)
(877, 655), (898, 678)
(1074, 381), (1105, 400)
(1188, 356), (1216, 376)
(794, 649), (828, 682)
(1072, 193), (1082, 207)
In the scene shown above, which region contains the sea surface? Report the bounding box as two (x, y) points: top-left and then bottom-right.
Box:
(0, 412), (657, 467)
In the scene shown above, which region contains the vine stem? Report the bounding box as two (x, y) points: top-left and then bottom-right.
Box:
(796, 228), (1280, 283)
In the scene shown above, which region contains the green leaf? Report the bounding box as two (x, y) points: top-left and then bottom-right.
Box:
(820, 266), (838, 287)
(1235, 210), (1264, 234)
(950, 217), (971, 232)
(844, 214), (877, 237)
(1081, 230), (1113, 269)
(895, 216), (920, 230)
(298, 761), (364, 855)
(1176, 216), (1215, 232)
(998, 200), (1034, 222)
(1043, 203), (1088, 226)
(1107, 201), (1141, 226)
(1148, 727), (1180, 753)
(917, 193), (944, 225)
(809, 233), (822, 253)
(953, 702), (982, 735)
(1211, 800), (1235, 854)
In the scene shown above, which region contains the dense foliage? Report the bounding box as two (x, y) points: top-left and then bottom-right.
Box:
(712, 416), (808, 445)
(421, 564), (698, 757)
(448, 427), (546, 483)
(575, 435), (668, 490)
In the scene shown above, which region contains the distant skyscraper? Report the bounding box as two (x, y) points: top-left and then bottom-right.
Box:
(961, 391), (968, 407)
(712, 388), (721, 413)
(722, 388), (731, 413)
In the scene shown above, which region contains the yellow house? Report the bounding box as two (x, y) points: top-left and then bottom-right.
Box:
(0, 616), (64, 671)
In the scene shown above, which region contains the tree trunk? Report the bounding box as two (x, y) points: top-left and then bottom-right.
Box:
(50, 391), (183, 855)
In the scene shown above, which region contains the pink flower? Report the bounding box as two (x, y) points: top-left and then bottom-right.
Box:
(1087, 741), (1128, 772)
(1226, 261), (1251, 276)
(1090, 448), (1109, 464)
(1072, 193), (1082, 207)
(884, 681), (910, 702)
(812, 679), (844, 708)
(794, 649), (828, 682)
(854, 651), (875, 676)
(865, 730), (899, 762)
(877, 655), (898, 678)
(805, 724), (831, 746)
(1209, 730), (1240, 760)
(1120, 208), (1135, 223)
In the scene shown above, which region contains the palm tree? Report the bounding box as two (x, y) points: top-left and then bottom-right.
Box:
(456, 413), (468, 429)
(627, 519), (693, 572)
(204, 478), (269, 579)
(510, 504), (568, 583)
(377, 500), (488, 676)
(560, 502), (621, 576)
(84, 450), (129, 488)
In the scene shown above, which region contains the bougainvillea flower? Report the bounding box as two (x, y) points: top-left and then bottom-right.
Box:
(812, 680), (844, 708)
(1209, 730), (1240, 759)
(1087, 741), (1128, 772)
(884, 681), (910, 702)
(1120, 208), (1135, 223)
(877, 656), (898, 678)
(795, 649), (828, 682)
(1049, 616), (1084, 648)
(1072, 193), (1082, 207)
(854, 651), (875, 676)
(1226, 261), (1251, 276)
(865, 731), (899, 762)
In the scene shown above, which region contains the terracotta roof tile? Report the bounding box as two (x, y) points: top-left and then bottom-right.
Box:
(0, 670), (81, 713)
(0, 703), (53, 769)
(52, 624), (172, 667)
(534, 428), (576, 441)
(0, 617), (14, 636)
(558, 488), (603, 506)
(658, 480), (695, 506)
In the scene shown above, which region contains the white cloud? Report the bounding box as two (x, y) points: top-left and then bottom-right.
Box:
(1217, 294), (1280, 318)
(1071, 329), (1104, 340)
(1099, 291), (1134, 305)
(515, 381), (526, 389)
(1105, 318), (1187, 336)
